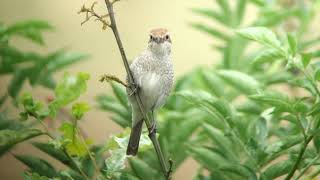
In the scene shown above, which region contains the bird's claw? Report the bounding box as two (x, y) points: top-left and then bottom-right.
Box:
(148, 122), (157, 136)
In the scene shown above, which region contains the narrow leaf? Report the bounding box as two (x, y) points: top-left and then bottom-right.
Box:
(190, 23), (229, 41)
(0, 129), (43, 156)
(14, 155), (58, 178)
(236, 27), (284, 53)
(216, 70), (261, 94)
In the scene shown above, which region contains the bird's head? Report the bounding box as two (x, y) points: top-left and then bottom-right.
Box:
(147, 28), (171, 56)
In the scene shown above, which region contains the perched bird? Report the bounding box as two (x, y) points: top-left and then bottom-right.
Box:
(126, 28), (174, 155)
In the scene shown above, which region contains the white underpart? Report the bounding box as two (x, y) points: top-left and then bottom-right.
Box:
(139, 72), (162, 109)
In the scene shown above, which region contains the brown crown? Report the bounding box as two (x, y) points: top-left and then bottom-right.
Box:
(149, 28), (169, 37)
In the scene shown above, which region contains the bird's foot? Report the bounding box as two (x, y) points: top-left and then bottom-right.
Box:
(148, 122), (157, 136)
(129, 82), (139, 96)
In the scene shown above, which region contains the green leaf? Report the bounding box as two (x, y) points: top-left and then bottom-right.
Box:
(0, 129), (43, 156)
(60, 170), (84, 180)
(202, 124), (236, 160)
(49, 72), (89, 117)
(23, 172), (51, 180)
(96, 94), (130, 120)
(219, 164), (257, 180)
(251, 49), (284, 67)
(72, 102), (90, 120)
(0, 46), (41, 65)
(176, 90), (231, 122)
(236, 27), (284, 53)
(14, 155), (58, 178)
(129, 158), (158, 180)
(315, 68), (320, 81)
(46, 51), (88, 74)
(314, 135), (320, 153)
(235, 0), (247, 26)
(301, 53), (312, 68)
(190, 23), (229, 41)
(3, 20), (53, 45)
(32, 142), (78, 170)
(8, 69), (31, 98)
(111, 115), (131, 128)
(250, 0), (265, 6)
(216, 0), (231, 16)
(287, 33), (297, 55)
(0, 113), (24, 130)
(249, 91), (292, 112)
(59, 122), (88, 157)
(191, 8), (226, 26)
(110, 82), (128, 108)
(216, 70), (261, 94)
(200, 70), (224, 97)
(188, 146), (228, 172)
(261, 159), (294, 179)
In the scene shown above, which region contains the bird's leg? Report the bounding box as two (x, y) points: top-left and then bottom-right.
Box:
(149, 110), (157, 135)
(129, 82), (139, 97)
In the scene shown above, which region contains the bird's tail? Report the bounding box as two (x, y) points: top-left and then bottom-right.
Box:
(126, 120), (143, 156)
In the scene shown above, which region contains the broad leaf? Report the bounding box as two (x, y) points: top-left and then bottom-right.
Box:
(49, 72), (89, 117)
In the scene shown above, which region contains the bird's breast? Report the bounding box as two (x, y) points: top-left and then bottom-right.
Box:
(140, 72), (162, 95)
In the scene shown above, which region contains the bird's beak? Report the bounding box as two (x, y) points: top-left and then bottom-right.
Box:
(154, 37), (161, 44)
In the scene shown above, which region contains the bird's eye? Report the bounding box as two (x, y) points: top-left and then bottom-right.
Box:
(165, 35), (169, 40)
(150, 35), (153, 40)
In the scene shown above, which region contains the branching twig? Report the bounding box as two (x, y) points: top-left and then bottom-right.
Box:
(99, 74), (129, 88)
(285, 135), (314, 180)
(78, 1), (110, 30)
(79, 0), (172, 179)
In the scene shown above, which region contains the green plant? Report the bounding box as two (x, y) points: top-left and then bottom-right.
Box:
(2, 0), (320, 179)
(182, 0), (320, 179)
(0, 20), (88, 104)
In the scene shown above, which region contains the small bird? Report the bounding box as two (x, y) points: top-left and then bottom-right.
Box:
(126, 28), (174, 156)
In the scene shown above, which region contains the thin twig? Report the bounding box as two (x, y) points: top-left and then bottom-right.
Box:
(295, 113), (307, 140)
(44, 128), (90, 179)
(102, 0), (171, 178)
(77, 128), (100, 179)
(78, 1), (111, 30)
(295, 154), (320, 179)
(99, 74), (129, 88)
(285, 135), (314, 180)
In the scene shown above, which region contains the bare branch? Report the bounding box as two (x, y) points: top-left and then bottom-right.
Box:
(78, 1), (111, 30)
(99, 74), (129, 88)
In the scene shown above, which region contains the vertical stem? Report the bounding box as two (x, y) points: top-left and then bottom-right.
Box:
(103, 0), (171, 178)
(44, 132), (89, 180)
(78, 129), (100, 179)
(285, 135), (313, 180)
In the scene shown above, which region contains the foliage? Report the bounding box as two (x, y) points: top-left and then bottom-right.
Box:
(2, 0), (320, 180)
(0, 20), (88, 102)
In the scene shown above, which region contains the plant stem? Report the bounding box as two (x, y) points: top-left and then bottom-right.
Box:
(103, 0), (171, 178)
(295, 113), (307, 140)
(295, 154), (320, 179)
(44, 132), (89, 180)
(78, 129), (100, 179)
(285, 135), (313, 180)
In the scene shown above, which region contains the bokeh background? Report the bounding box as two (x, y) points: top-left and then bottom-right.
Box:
(0, 0), (221, 179)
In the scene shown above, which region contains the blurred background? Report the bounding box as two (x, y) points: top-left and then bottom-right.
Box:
(0, 0), (218, 179)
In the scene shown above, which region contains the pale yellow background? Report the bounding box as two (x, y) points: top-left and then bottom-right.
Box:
(0, 0), (221, 179)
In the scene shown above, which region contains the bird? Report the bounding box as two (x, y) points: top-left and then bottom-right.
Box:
(126, 28), (174, 156)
